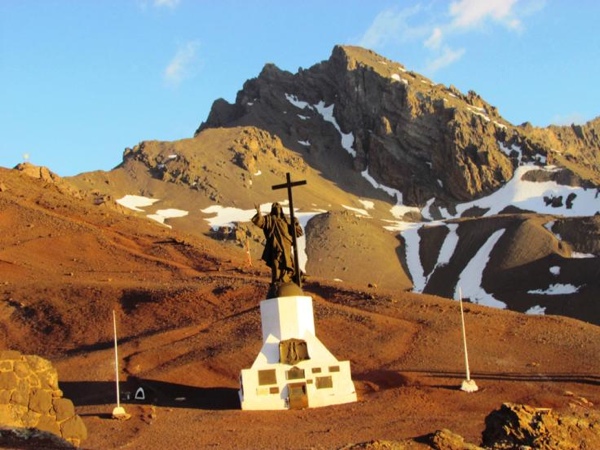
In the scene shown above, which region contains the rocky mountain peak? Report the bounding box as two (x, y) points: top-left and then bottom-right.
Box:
(195, 45), (598, 212)
(65, 44), (599, 325)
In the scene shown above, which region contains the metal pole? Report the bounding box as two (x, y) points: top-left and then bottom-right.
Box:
(459, 289), (471, 381)
(113, 310), (121, 408)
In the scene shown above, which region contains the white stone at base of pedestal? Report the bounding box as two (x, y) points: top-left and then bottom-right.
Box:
(239, 296), (357, 410)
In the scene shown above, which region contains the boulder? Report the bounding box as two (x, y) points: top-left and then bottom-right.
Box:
(0, 350), (87, 447)
(482, 402), (600, 449)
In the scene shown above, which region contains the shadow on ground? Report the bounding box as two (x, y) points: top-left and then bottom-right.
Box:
(60, 378), (240, 410)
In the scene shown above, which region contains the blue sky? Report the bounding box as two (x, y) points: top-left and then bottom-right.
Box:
(1, 0), (598, 176)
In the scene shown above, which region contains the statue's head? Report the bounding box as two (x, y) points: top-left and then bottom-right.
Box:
(270, 202), (284, 217)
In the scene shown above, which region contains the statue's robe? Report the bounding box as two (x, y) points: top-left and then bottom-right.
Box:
(252, 212), (303, 283)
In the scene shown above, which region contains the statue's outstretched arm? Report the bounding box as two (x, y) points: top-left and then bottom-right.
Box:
(252, 204), (264, 227)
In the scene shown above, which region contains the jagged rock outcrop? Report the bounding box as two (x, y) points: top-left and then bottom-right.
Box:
(0, 350), (87, 447)
(195, 45), (599, 209)
(13, 162), (85, 201)
(481, 402), (600, 449)
(13, 163), (62, 184)
(525, 118), (600, 184)
(119, 127), (306, 198)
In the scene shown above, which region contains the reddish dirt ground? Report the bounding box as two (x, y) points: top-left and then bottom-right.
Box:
(1, 167), (599, 449)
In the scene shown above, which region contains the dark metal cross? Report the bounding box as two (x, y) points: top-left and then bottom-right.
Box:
(272, 172), (307, 286)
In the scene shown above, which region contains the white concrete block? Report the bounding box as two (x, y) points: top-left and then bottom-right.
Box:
(239, 295), (357, 410)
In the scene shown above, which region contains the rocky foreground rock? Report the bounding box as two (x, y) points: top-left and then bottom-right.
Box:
(481, 402), (599, 449)
(0, 350), (87, 447)
(343, 402), (600, 449)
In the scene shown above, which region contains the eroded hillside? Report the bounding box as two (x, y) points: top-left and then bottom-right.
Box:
(1, 166), (600, 449)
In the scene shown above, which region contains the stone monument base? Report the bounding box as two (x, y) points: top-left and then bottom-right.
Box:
(239, 295), (357, 410)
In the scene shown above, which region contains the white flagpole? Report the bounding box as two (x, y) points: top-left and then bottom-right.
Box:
(113, 310), (121, 407)
(459, 291), (470, 380)
(458, 288), (478, 392)
(112, 310), (130, 419)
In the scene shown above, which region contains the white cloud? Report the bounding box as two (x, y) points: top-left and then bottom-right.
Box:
(424, 45), (465, 74)
(164, 41), (200, 86)
(449, 0), (521, 31)
(424, 27), (443, 50)
(357, 5), (427, 49)
(136, 0), (180, 10)
(359, 1), (544, 74)
(154, 0), (180, 8)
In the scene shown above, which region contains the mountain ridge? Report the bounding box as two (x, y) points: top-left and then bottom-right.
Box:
(60, 44), (600, 325)
(196, 45), (600, 205)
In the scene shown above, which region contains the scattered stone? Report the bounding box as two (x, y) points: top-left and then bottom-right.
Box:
(425, 428), (483, 450)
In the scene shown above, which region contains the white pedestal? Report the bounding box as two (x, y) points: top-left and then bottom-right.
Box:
(239, 296), (357, 410)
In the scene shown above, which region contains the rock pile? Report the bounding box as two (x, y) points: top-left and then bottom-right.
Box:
(344, 402), (600, 449)
(0, 350), (87, 447)
(482, 402), (600, 449)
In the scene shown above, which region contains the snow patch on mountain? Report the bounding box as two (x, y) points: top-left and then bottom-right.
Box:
(285, 93), (356, 156)
(200, 201), (321, 272)
(454, 229), (507, 309)
(438, 165), (600, 219)
(116, 195), (159, 212)
(116, 195), (187, 227)
(528, 284), (581, 295)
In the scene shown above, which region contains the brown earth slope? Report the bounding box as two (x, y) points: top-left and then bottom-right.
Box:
(1, 167), (600, 449)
